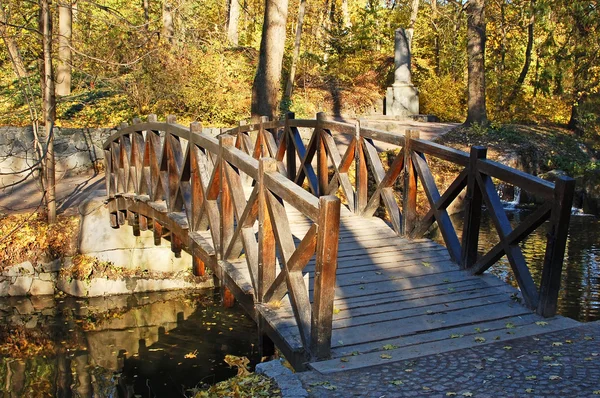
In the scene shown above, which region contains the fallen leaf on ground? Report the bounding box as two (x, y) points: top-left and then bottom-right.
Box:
(380, 354), (392, 359)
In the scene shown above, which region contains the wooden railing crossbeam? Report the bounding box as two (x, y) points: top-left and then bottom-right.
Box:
(104, 113), (576, 367)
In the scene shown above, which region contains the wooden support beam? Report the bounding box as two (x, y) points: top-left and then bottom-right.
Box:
(285, 112), (297, 181)
(193, 256), (206, 277)
(258, 158), (278, 301)
(538, 176), (575, 317)
(171, 233), (182, 258)
(311, 195), (341, 360)
(402, 130), (418, 236)
(139, 214), (148, 231)
(153, 220), (163, 245)
(222, 286), (235, 308)
(316, 112), (328, 196)
(461, 146), (487, 269)
(220, 135), (236, 259)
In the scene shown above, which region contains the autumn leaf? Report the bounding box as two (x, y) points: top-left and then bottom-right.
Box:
(549, 375), (562, 380)
(474, 336), (486, 343)
(463, 393), (473, 397)
(525, 388), (535, 393)
(503, 346), (512, 350)
(446, 393), (457, 397)
(505, 322), (515, 329)
(380, 353), (392, 359)
(525, 375), (537, 380)
(390, 380), (403, 386)
(552, 342), (563, 347)
(536, 321), (548, 326)
(382, 344), (398, 350)
(333, 308), (341, 314)
(422, 261), (431, 267)
(184, 350), (198, 359)
(450, 334), (464, 339)
(340, 357), (349, 362)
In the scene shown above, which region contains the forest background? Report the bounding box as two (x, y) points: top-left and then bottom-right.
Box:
(0, 0), (599, 222)
(1, 0), (598, 131)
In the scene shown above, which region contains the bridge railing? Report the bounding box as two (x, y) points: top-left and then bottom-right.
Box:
(224, 113), (575, 317)
(103, 115), (341, 360)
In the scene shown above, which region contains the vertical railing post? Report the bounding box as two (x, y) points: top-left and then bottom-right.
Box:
(165, 115), (177, 211)
(190, 122), (202, 231)
(285, 112), (297, 181)
(538, 176), (575, 317)
(316, 112), (328, 197)
(258, 158), (278, 302)
(219, 135), (236, 260)
(311, 195), (341, 360)
(402, 130), (419, 236)
(355, 120), (367, 214)
(461, 146), (487, 269)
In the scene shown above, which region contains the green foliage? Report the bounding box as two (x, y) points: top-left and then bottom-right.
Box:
(419, 75), (466, 122)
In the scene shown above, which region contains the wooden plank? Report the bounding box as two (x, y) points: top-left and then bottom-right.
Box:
(329, 301), (533, 347)
(313, 316), (580, 373)
(332, 294), (513, 329)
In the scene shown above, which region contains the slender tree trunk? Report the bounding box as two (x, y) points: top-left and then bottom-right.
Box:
(465, 0), (488, 126)
(251, 0), (289, 119)
(41, 0), (56, 223)
(143, 0), (150, 28)
(162, 1), (174, 44)
(0, 7), (27, 78)
(512, 0), (535, 95)
(228, 0), (240, 45)
(430, 0), (440, 76)
(341, 0), (351, 29)
(283, 0), (306, 100)
(56, 0), (72, 96)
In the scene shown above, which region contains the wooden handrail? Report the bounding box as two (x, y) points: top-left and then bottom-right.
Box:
(104, 115), (341, 360)
(229, 113), (575, 317)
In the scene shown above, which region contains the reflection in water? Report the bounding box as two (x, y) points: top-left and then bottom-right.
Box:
(0, 289), (260, 397)
(429, 211), (600, 322)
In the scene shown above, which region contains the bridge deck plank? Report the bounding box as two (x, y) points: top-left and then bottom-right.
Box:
(136, 194), (576, 373)
(250, 204), (578, 372)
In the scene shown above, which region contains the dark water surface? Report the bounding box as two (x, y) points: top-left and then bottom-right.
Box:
(0, 289), (260, 397)
(429, 211), (600, 322)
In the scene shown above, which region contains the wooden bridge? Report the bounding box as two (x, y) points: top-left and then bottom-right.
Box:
(103, 113), (579, 372)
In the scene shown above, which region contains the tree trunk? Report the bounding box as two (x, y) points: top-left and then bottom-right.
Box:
(512, 0), (536, 96)
(41, 0), (56, 223)
(407, 0), (419, 48)
(143, 0), (150, 28)
(251, 0), (289, 119)
(228, 0), (240, 45)
(56, 0), (72, 96)
(283, 0), (306, 100)
(341, 0), (350, 29)
(465, 0), (488, 126)
(162, 1), (174, 44)
(0, 7), (27, 78)
(430, 0), (440, 75)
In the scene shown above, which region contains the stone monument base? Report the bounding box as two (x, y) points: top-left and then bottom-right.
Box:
(385, 83), (419, 118)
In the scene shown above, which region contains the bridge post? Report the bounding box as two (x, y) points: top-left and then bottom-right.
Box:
(355, 120), (368, 214)
(285, 112), (297, 181)
(461, 146), (487, 269)
(402, 130), (419, 236)
(219, 135), (236, 260)
(311, 195), (341, 360)
(258, 158), (278, 302)
(316, 112), (328, 197)
(538, 176), (576, 317)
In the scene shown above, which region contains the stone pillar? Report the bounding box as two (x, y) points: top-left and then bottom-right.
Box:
(386, 28), (419, 118)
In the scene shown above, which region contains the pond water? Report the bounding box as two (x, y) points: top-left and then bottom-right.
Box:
(429, 211), (600, 323)
(0, 289), (260, 397)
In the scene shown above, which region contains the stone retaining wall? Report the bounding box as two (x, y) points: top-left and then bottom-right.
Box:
(0, 125), (223, 187)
